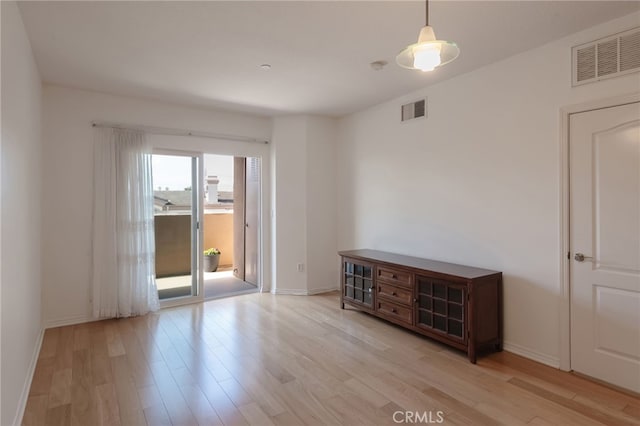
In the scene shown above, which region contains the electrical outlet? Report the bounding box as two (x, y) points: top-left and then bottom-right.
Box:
(297, 263), (304, 272)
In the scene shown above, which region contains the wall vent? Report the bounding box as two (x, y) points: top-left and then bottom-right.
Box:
(572, 27), (640, 86)
(401, 98), (426, 121)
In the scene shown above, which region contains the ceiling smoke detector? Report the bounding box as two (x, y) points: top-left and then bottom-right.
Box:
(370, 60), (388, 71)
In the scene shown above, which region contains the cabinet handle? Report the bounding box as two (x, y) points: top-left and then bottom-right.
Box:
(392, 292), (397, 296)
(391, 308), (397, 313)
(413, 298), (418, 303)
(392, 274), (397, 279)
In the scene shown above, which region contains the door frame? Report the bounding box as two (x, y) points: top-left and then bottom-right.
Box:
(558, 92), (640, 371)
(148, 133), (272, 304)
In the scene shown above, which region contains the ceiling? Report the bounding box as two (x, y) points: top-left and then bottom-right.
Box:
(18, 1), (640, 117)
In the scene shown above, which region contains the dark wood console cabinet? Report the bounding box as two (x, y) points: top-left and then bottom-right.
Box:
(339, 249), (503, 363)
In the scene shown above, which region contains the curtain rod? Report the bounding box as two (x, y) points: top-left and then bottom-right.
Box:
(91, 121), (269, 145)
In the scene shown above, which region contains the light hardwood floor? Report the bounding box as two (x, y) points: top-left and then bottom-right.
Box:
(23, 291), (639, 426)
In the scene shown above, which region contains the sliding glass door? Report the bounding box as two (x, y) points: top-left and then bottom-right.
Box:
(152, 152), (201, 301)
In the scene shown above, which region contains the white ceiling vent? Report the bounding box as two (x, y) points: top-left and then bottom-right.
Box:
(401, 98), (426, 122)
(572, 27), (640, 86)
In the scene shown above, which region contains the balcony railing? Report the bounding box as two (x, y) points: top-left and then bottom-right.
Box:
(154, 211), (233, 277)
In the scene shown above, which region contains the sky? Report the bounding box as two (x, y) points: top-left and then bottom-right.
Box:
(152, 154), (235, 192)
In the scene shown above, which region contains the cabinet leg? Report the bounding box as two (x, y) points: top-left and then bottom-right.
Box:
(468, 347), (477, 364)
(495, 342), (503, 352)
(340, 302), (345, 309)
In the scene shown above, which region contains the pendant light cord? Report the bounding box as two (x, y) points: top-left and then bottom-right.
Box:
(425, 0), (429, 26)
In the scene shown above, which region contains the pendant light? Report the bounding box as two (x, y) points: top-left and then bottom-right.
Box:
(396, 0), (459, 72)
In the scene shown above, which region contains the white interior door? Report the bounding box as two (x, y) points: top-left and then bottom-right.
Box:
(570, 101), (640, 392)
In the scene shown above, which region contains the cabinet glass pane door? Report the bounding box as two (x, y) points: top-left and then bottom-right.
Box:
(416, 276), (466, 341)
(343, 261), (373, 308)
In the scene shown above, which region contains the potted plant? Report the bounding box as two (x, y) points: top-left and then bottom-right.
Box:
(203, 247), (221, 272)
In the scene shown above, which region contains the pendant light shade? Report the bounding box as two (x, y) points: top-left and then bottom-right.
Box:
(396, 1), (459, 72)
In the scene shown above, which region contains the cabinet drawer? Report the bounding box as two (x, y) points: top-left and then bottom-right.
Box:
(378, 283), (413, 306)
(377, 300), (412, 325)
(377, 267), (412, 288)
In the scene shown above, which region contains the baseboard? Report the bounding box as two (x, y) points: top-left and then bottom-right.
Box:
(44, 314), (92, 329)
(503, 341), (560, 368)
(13, 327), (45, 426)
(307, 286), (339, 295)
(272, 288), (309, 295)
(272, 286), (339, 296)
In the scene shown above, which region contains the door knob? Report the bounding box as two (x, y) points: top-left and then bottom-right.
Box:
(574, 253), (593, 262)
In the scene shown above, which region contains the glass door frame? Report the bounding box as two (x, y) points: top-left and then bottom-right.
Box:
(153, 149), (205, 308)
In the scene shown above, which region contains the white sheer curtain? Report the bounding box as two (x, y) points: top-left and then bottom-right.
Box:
(92, 127), (160, 318)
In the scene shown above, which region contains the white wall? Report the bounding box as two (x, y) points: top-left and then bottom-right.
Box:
(41, 86), (271, 326)
(1, 2), (43, 424)
(1, 5), (3, 422)
(336, 12), (640, 366)
(271, 117), (308, 293)
(271, 116), (338, 294)
(306, 117), (339, 294)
